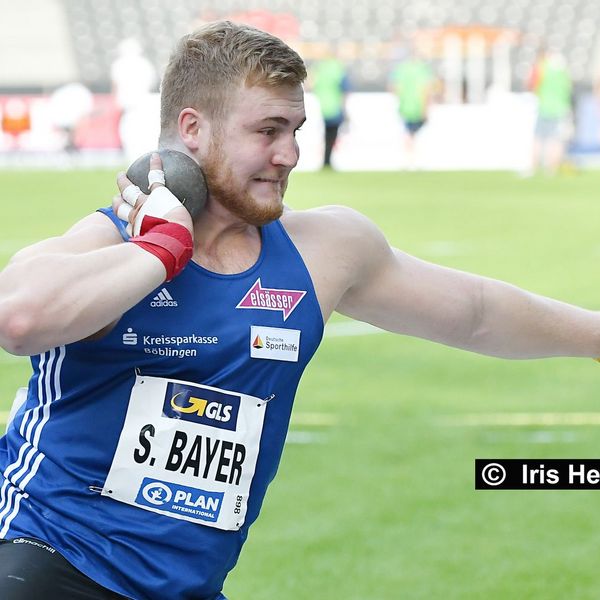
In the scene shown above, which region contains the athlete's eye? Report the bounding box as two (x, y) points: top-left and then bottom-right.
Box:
(260, 128), (276, 136)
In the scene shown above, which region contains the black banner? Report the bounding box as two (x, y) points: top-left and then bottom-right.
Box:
(475, 459), (600, 489)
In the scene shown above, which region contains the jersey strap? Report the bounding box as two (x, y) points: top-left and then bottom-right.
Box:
(97, 207), (130, 241)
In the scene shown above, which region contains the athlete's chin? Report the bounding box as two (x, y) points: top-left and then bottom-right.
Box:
(244, 197), (284, 226)
(242, 187), (283, 222)
(251, 191), (283, 210)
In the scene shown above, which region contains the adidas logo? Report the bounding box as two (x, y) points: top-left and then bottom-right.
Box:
(150, 288), (178, 308)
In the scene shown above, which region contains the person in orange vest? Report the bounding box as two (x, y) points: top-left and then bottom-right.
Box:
(1, 98), (31, 150)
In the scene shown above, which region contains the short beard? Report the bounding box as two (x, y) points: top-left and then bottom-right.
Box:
(201, 139), (284, 226)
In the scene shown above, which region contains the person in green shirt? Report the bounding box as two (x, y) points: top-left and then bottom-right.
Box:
(389, 53), (435, 169)
(311, 53), (350, 169)
(529, 49), (572, 174)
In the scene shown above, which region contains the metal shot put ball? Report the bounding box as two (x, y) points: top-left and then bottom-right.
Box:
(126, 149), (208, 220)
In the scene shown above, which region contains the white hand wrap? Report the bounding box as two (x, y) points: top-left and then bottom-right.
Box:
(122, 184), (142, 207)
(117, 203), (132, 222)
(132, 186), (182, 235)
(148, 169), (166, 187)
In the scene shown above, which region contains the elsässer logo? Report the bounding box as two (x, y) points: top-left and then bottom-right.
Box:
(236, 278), (306, 321)
(163, 383), (240, 431)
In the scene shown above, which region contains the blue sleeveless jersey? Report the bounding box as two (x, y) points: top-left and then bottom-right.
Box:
(0, 210), (324, 599)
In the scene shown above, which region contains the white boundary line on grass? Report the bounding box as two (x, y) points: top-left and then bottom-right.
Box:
(291, 412), (338, 426)
(439, 413), (600, 426)
(324, 321), (385, 338)
(286, 431), (326, 444)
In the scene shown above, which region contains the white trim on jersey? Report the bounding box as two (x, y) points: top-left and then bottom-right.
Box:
(0, 346), (65, 537)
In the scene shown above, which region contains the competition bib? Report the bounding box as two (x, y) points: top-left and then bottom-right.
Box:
(102, 375), (268, 531)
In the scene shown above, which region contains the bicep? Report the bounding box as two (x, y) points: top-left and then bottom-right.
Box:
(337, 247), (485, 347)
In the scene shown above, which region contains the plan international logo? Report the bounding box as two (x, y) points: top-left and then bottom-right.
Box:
(135, 477), (223, 522)
(236, 279), (306, 321)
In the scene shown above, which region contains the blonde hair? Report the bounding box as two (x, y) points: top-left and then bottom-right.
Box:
(160, 21), (306, 138)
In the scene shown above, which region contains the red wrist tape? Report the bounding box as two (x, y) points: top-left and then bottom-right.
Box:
(130, 222), (193, 281)
(138, 215), (168, 236)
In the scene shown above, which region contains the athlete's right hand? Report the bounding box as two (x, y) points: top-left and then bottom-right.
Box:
(113, 153), (194, 237)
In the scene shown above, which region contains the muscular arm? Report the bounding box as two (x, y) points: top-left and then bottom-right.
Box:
(335, 209), (600, 359)
(0, 212), (166, 356)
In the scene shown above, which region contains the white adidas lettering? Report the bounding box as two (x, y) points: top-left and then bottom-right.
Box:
(150, 287), (178, 308)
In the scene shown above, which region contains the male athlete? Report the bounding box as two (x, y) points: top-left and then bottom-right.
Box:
(0, 21), (599, 600)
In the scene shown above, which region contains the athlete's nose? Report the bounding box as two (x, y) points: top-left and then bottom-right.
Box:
(272, 135), (299, 169)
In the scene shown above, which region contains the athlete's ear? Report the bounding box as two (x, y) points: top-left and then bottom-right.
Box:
(178, 108), (210, 152)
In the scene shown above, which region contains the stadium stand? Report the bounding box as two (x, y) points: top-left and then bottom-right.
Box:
(2, 0), (600, 93)
(3, 0), (600, 171)
(0, 0), (76, 91)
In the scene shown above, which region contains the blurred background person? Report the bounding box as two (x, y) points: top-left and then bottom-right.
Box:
(528, 48), (573, 175)
(110, 38), (158, 160)
(1, 98), (31, 151)
(48, 81), (93, 154)
(311, 47), (350, 169)
(389, 46), (435, 170)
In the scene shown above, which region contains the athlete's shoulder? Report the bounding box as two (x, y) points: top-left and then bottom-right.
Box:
(281, 204), (388, 252)
(280, 204), (392, 293)
(281, 204), (377, 234)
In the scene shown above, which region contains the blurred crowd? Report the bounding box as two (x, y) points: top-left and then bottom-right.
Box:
(1, 25), (597, 174)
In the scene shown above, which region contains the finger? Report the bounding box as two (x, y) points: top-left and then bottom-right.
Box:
(112, 194), (131, 218)
(117, 171), (133, 194)
(123, 184), (144, 207)
(111, 193), (122, 213)
(117, 172), (144, 207)
(117, 203), (133, 222)
(148, 152), (165, 192)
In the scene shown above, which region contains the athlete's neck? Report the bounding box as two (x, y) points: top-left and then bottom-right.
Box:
(191, 200), (262, 275)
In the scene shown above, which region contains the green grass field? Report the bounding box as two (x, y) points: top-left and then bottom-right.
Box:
(2, 169), (600, 598)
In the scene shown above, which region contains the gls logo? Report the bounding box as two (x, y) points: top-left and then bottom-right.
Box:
(162, 383), (240, 431)
(170, 394), (232, 423)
